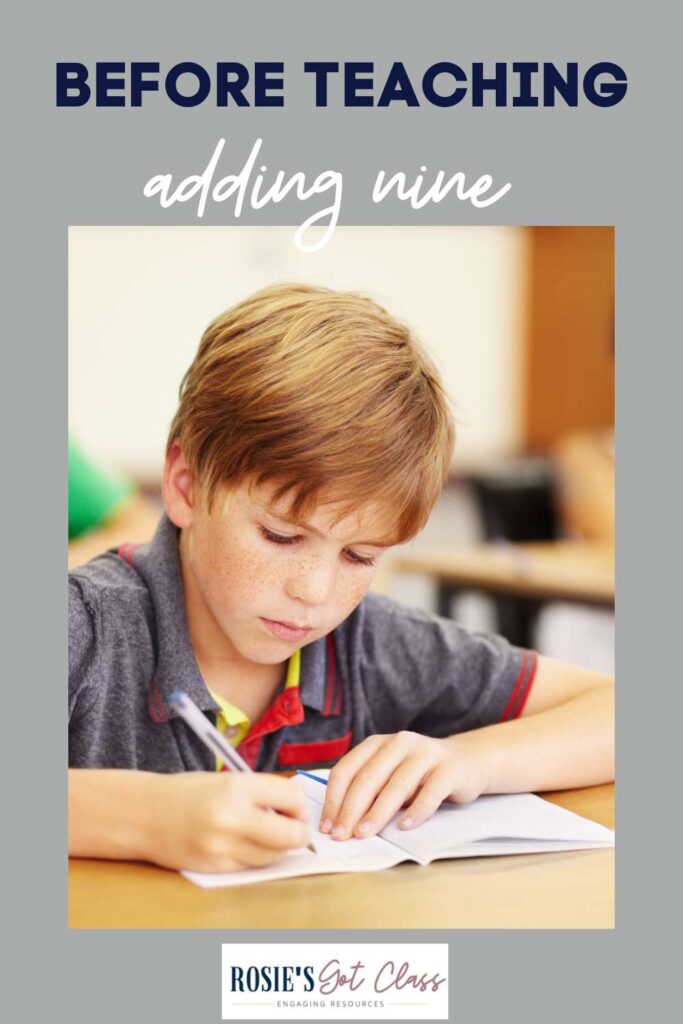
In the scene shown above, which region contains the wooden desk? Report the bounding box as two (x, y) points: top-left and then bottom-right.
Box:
(390, 541), (614, 606)
(389, 541), (614, 646)
(69, 784), (614, 930)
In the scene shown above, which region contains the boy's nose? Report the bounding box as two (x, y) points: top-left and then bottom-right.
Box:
(285, 558), (336, 607)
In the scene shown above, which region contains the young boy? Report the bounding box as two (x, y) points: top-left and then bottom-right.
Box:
(69, 283), (614, 873)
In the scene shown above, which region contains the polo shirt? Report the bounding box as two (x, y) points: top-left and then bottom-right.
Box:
(209, 651), (301, 765)
(68, 515), (537, 773)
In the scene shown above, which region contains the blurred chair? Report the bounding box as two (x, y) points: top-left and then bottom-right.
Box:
(463, 457), (559, 646)
(469, 457), (559, 543)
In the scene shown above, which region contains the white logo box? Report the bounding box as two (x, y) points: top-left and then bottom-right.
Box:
(222, 942), (449, 1020)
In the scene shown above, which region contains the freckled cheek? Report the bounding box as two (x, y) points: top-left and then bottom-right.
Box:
(333, 572), (373, 618)
(204, 542), (283, 611)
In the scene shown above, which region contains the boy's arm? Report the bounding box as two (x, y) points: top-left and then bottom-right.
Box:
(68, 768), (311, 871)
(451, 658), (614, 793)
(69, 768), (161, 861)
(320, 657), (614, 839)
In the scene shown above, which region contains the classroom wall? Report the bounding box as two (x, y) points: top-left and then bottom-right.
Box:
(522, 226), (614, 448)
(68, 225), (527, 481)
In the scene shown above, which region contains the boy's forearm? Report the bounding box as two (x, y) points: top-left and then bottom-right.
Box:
(452, 686), (615, 794)
(68, 768), (165, 861)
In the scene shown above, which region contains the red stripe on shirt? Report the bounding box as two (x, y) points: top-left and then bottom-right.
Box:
(510, 653), (538, 719)
(236, 736), (262, 770)
(322, 634), (336, 715)
(147, 689), (161, 723)
(500, 652), (538, 722)
(116, 542), (139, 566)
(328, 634), (344, 716)
(147, 676), (166, 723)
(277, 729), (353, 767)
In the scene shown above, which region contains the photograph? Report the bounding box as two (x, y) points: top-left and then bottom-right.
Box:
(68, 225), (615, 928)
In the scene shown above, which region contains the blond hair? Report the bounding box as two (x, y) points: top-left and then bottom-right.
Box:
(168, 283), (454, 541)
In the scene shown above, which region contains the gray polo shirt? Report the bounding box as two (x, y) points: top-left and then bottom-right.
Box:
(69, 515), (537, 773)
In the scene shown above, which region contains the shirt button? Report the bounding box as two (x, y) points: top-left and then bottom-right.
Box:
(226, 726), (239, 738)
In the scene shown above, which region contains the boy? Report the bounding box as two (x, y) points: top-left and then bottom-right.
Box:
(69, 283), (614, 873)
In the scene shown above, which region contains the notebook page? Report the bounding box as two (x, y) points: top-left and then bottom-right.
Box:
(299, 770), (613, 859)
(182, 793), (405, 888)
(380, 792), (614, 861)
(449, 838), (613, 857)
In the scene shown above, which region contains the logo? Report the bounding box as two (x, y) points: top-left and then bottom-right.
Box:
(222, 943), (449, 1020)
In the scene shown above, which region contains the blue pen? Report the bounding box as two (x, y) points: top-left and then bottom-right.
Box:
(296, 769), (328, 786)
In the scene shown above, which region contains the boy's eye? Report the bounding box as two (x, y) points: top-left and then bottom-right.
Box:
(344, 549), (377, 568)
(260, 526), (300, 545)
(261, 525), (376, 567)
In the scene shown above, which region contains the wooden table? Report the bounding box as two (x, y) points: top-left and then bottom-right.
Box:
(69, 784), (614, 929)
(389, 541), (614, 646)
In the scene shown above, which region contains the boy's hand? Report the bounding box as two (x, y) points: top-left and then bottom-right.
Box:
(319, 732), (489, 840)
(148, 772), (311, 872)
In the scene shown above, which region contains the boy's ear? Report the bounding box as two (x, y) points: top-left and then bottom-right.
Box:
(162, 444), (195, 529)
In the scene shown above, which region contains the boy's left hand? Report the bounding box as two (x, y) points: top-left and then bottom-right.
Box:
(319, 731), (489, 840)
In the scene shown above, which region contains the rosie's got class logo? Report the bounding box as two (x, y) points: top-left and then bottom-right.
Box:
(221, 944), (449, 1020)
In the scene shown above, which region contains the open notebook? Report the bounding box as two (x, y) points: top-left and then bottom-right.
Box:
(183, 769), (614, 888)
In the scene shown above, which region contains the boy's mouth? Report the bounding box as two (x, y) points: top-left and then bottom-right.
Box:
(259, 617), (315, 642)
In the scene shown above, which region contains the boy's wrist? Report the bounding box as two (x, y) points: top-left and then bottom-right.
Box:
(441, 730), (499, 797)
(104, 770), (170, 863)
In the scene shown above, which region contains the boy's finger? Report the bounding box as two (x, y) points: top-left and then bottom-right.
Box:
(243, 804), (312, 852)
(398, 770), (454, 830)
(249, 773), (309, 820)
(327, 746), (413, 839)
(320, 736), (386, 831)
(230, 833), (293, 868)
(351, 756), (433, 837)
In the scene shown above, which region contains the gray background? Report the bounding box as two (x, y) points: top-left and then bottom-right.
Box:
(3, 1), (677, 1022)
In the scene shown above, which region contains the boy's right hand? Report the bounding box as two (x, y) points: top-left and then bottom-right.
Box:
(147, 772), (310, 873)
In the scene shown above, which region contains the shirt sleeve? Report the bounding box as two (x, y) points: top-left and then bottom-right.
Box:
(68, 438), (135, 539)
(355, 593), (538, 737)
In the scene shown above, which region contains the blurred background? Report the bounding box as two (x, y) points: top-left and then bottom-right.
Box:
(69, 225), (614, 672)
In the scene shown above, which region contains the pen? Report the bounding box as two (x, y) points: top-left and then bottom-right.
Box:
(296, 769), (328, 786)
(169, 690), (316, 853)
(170, 689), (252, 773)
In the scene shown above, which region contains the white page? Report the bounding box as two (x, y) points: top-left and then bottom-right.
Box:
(424, 838), (614, 858)
(299, 770), (613, 852)
(183, 773), (613, 887)
(380, 792), (614, 861)
(182, 791), (405, 889)
(297, 768), (331, 803)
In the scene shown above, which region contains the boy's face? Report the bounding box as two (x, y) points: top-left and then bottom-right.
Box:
(176, 477), (397, 668)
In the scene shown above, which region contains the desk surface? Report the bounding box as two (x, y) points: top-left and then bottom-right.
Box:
(390, 541), (614, 605)
(69, 784), (614, 930)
